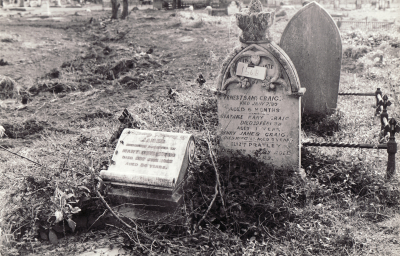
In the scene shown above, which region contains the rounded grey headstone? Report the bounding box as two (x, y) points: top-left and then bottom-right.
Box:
(280, 2), (342, 116)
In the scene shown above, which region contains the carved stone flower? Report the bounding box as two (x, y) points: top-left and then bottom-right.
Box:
(262, 76), (275, 91)
(262, 80), (270, 88)
(235, 0), (274, 43)
(239, 77), (251, 88)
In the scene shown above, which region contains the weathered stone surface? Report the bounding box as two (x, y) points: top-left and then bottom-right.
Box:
(100, 129), (195, 211)
(101, 129), (194, 189)
(235, 1), (274, 43)
(217, 42), (305, 170)
(217, 0), (305, 170)
(280, 1), (342, 116)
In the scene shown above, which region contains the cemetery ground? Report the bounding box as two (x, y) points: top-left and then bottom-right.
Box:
(1, 4), (400, 255)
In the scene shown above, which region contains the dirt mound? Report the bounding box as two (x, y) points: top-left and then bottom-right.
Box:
(0, 75), (20, 100)
(1, 119), (50, 139)
(29, 81), (93, 95)
(45, 68), (61, 79)
(0, 59), (9, 66)
(107, 58), (137, 79)
(79, 109), (114, 121)
(118, 75), (143, 89)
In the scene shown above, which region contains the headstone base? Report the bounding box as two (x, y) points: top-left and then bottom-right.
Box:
(111, 205), (182, 223)
(104, 181), (183, 212)
(104, 181), (184, 222)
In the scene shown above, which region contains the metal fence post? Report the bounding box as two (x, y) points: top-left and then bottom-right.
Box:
(379, 95), (391, 134)
(375, 88), (382, 107)
(386, 118), (400, 179)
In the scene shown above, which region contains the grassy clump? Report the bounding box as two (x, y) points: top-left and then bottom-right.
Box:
(176, 146), (400, 255)
(0, 76), (20, 100)
(302, 111), (344, 137)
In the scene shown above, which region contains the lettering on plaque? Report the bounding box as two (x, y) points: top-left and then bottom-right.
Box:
(217, 39), (305, 169)
(100, 129), (195, 188)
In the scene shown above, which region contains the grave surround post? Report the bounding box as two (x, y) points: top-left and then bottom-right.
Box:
(217, 0), (305, 170)
(386, 118), (400, 179)
(379, 95), (391, 134)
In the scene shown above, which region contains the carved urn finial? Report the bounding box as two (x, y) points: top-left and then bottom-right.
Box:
(235, 0), (274, 43)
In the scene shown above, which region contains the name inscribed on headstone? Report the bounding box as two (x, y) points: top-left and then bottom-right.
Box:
(101, 129), (195, 188)
(218, 81), (301, 169)
(217, 0), (304, 170)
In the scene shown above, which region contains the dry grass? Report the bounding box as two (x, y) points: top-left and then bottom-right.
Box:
(1, 5), (400, 255)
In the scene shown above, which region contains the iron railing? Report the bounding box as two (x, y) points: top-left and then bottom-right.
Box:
(303, 89), (400, 179)
(335, 19), (395, 31)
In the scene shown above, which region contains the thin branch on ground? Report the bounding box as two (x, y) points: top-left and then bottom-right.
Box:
(195, 110), (227, 228)
(105, 223), (137, 244)
(196, 178), (218, 229)
(87, 209), (108, 231)
(199, 110), (226, 212)
(0, 144), (86, 176)
(0, 145), (45, 167)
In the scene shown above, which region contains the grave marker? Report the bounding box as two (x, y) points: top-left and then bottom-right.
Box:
(217, 0), (305, 170)
(227, 1), (240, 15)
(280, 1), (342, 116)
(100, 129), (195, 219)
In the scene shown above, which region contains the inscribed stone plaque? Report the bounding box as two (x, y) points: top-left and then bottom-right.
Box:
(280, 1), (342, 116)
(217, 0), (306, 170)
(100, 129), (195, 191)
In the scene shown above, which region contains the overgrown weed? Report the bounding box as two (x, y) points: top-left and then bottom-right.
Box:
(302, 109), (344, 137)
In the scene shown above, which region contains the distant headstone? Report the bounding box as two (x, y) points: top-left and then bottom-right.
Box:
(378, 0), (384, 9)
(211, 8), (228, 16)
(355, 0), (362, 9)
(227, 1), (240, 15)
(280, 2), (342, 116)
(100, 129), (195, 219)
(153, 0), (163, 10)
(333, 0), (339, 9)
(217, 0), (305, 170)
(30, 1), (40, 7)
(45, 0), (51, 15)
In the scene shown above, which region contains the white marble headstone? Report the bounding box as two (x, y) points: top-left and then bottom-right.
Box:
(100, 129), (195, 191)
